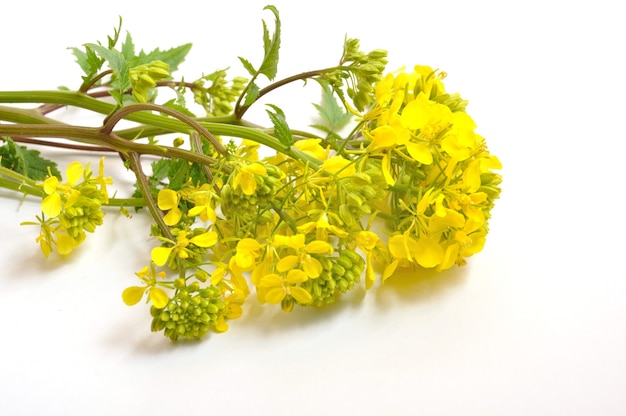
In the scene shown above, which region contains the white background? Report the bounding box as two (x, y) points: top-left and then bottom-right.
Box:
(1, 1), (625, 415)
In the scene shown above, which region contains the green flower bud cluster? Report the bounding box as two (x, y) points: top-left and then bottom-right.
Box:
(479, 172), (502, 219)
(150, 283), (225, 341)
(220, 164), (283, 224)
(299, 249), (365, 307)
(337, 168), (387, 227)
(333, 38), (388, 111)
(59, 179), (108, 241)
(129, 60), (171, 103)
(193, 69), (248, 117)
(61, 203), (104, 239)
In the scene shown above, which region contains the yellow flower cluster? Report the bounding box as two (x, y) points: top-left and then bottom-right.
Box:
(362, 66), (502, 274)
(31, 158), (112, 257)
(124, 67), (501, 340)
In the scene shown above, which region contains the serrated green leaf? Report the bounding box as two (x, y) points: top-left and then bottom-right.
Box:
(121, 31), (135, 61)
(0, 137), (61, 181)
(243, 83), (260, 107)
(70, 45), (104, 78)
(167, 158), (189, 190)
(238, 56), (257, 76)
(151, 159), (171, 180)
(85, 42), (131, 105)
(265, 104), (293, 146)
(136, 43), (192, 73)
(312, 81), (353, 132)
(257, 5), (281, 80)
(107, 16), (123, 49)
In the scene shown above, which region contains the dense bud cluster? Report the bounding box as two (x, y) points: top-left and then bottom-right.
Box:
(300, 249), (365, 306)
(220, 163), (283, 224)
(150, 284), (225, 341)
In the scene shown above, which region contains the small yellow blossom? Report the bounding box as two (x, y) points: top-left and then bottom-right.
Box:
(259, 269), (312, 305)
(157, 189), (182, 226)
(233, 162), (266, 195)
(151, 230), (218, 266)
(321, 155), (356, 178)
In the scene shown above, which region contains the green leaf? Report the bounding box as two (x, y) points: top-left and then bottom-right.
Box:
(85, 43), (131, 105)
(107, 16), (123, 49)
(136, 43), (192, 73)
(238, 56), (257, 76)
(243, 83), (260, 107)
(312, 81), (353, 132)
(121, 31), (135, 62)
(0, 137), (61, 181)
(257, 5), (281, 80)
(167, 158), (189, 190)
(265, 104), (293, 146)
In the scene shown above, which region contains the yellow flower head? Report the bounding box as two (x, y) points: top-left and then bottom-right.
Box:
(233, 162), (267, 196)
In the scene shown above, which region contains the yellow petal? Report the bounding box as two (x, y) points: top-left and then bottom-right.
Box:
(285, 269), (308, 284)
(237, 238), (262, 252)
(370, 125), (398, 148)
(56, 232), (78, 256)
(151, 246), (173, 266)
(301, 257), (322, 278)
(414, 237), (444, 268)
(163, 207), (182, 226)
(66, 161), (84, 185)
(382, 153), (394, 186)
(289, 286), (312, 304)
(365, 255), (376, 290)
(264, 287), (286, 304)
(244, 163), (267, 176)
(239, 174), (257, 196)
(400, 98), (429, 130)
(213, 315), (229, 333)
(42, 193), (62, 218)
(296, 222), (316, 234)
(259, 273), (283, 288)
(190, 231), (218, 247)
(463, 159), (482, 193)
(149, 287), (169, 308)
(276, 255), (299, 272)
(388, 234), (418, 261)
(122, 286), (146, 306)
(382, 259), (399, 282)
(322, 156), (355, 178)
(305, 240), (332, 254)
(357, 231), (379, 251)
(157, 189), (179, 210)
(43, 176), (58, 195)
(405, 142), (433, 165)
(438, 244), (460, 271)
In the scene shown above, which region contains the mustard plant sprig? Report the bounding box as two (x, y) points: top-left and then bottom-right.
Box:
(0, 5), (502, 343)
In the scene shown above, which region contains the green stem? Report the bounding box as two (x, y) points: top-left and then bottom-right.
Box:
(126, 151), (173, 240)
(234, 67), (342, 119)
(0, 91), (288, 150)
(0, 90), (323, 169)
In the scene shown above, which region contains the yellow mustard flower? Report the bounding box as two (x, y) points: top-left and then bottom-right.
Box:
(157, 189), (182, 226)
(258, 269), (312, 305)
(272, 233), (332, 278)
(41, 161), (83, 218)
(233, 162), (266, 196)
(293, 138), (328, 160)
(188, 184), (217, 223)
(151, 229), (218, 266)
(122, 264), (169, 309)
(321, 155), (356, 178)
